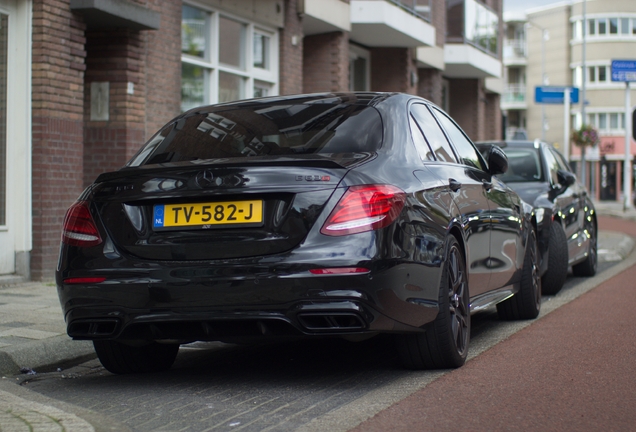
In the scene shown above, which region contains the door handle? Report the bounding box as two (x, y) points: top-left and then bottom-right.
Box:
(449, 178), (461, 192)
(482, 179), (493, 191)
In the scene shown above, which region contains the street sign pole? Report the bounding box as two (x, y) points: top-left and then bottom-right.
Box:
(625, 82), (632, 210)
(564, 89), (570, 161)
(612, 60), (636, 209)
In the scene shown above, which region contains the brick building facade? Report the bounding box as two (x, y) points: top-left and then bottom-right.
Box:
(1, 0), (503, 280)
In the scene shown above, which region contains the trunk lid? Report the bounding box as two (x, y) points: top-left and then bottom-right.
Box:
(91, 158), (361, 261)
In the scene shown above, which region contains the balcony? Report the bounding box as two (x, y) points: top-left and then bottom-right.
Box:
(300, 0), (351, 36)
(503, 39), (527, 66)
(501, 84), (527, 110)
(350, 0), (435, 47)
(445, 0), (502, 78)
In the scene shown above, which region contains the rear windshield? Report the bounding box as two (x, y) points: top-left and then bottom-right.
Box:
(128, 103), (383, 167)
(498, 148), (544, 183)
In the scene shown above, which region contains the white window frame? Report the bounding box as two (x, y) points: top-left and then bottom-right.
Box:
(181, 2), (279, 110)
(571, 14), (636, 42)
(584, 109), (627, 135)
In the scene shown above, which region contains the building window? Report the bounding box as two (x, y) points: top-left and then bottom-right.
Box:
(349, 44), (370, 91)
(587, 112), (626, 134)
(574, 65), (612, 86)
(181, 4), (278, 111)
(574, 16), (636, 40)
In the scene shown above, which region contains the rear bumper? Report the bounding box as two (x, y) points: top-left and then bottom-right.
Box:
(57, 262), (441, 342)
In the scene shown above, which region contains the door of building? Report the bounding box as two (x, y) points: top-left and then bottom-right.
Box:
(600, 159), (617, 201)
(0, 6), (12, 274)
(0, 0), (31, 277)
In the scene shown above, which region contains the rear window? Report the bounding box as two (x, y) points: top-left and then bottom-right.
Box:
(498, 148), (544, 183)
(128, 103), (383, 167)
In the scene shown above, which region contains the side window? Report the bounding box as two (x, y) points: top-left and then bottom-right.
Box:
(410, 104), (457, 163)
(542, 146), (561, 185)
(432, 107), (486, 171)
(551, 147), (571, 172)
(409, 115), (435, 161)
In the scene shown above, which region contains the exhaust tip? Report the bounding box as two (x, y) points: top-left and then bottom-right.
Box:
(68, 319), (119, 338)
(297, 313), (366, 331)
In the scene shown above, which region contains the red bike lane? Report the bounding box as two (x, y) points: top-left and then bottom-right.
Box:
(354, 216), (636, 432)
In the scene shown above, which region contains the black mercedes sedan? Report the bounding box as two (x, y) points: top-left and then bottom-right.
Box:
(57, 93), (540, 374)
(476, 140), (597, 295)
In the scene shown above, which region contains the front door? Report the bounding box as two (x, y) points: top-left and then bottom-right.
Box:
(0, 8), (12, 274)
(0, 0), (29, 276)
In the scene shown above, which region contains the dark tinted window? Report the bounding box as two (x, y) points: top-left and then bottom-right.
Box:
(128, 103), (383, 166)
(432, 107), (485, 171)
(410, 104), (457, 163)
(499, 148), (544, 183)
(409, 115), (435, 161)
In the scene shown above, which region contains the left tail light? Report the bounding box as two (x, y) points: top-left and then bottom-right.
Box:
(320, 185), (406, 236)
(61, 201), (103, 247)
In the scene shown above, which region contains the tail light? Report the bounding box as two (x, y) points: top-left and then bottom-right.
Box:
(320, 185), (406, 236)
(61, 201), (103, 247)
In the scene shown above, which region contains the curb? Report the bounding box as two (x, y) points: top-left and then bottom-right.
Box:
(0, 335), (95, 377)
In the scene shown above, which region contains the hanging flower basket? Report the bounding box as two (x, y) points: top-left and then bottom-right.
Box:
(571, 124), (600, 148)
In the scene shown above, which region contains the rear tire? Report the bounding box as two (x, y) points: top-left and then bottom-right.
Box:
(541, 222), (568, 295)
(497, 228), (541, 320)
(396, 236), (470, 369)
(93, 340), (179, 374)
(572, 222), (597, 277)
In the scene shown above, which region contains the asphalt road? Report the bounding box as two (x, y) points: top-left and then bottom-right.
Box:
(15, 216), (634, 431)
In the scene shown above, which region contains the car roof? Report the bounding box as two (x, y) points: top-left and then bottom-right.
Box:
(476, 140), (548, 149)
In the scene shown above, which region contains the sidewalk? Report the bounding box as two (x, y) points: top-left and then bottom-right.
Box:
(0, 203), (634, 431)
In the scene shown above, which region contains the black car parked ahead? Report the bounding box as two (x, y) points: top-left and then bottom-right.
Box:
(57, 93), (541, 374)
(477, 140), (597, 295)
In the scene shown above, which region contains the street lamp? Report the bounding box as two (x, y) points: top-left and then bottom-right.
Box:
(527, 21), (549, 142)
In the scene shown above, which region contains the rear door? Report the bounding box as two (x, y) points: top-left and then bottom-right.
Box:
(431, 107), (522, 292)
(544, 146), (585, 262)
(409, 103), (493, 296)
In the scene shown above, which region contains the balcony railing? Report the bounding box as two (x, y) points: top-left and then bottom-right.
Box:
(447, 0), (499, 58)
(503, 84), (526, 103)
(362, 0), (432, 22)
(503, 39), (527, 59)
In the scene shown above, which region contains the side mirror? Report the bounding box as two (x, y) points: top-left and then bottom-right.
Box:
(486, 145), (508, 176)
(556, 169), (576, 188)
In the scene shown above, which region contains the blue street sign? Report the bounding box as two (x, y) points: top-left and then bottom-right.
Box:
(534, 86), (579, 104)
(611, 60), (636, 82)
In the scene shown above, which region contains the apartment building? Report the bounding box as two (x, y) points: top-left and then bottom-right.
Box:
(1, 0), (503, 280)
(501, 0), (636, 202)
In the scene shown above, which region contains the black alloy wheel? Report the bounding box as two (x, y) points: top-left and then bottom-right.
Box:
(541, 222), (568, 295)
(497, 228), (541, 320)
(396, 236), (470, 369)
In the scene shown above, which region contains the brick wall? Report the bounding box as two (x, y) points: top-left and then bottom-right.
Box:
(371, 48), (418, 94)
(431, 0), (446, 48)
(417, 69), (443, 106)
(448, 78), (486, 141)
(31, 0), (86, 280)
(485, 92), (502, 140)
(83, 28), (146, 186)
(279, 0), (303, 94)
(144, 0), (182, 138)
(303, 31), (349, 93)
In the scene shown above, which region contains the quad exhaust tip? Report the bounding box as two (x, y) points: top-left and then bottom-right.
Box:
(297, 313), (366, 331)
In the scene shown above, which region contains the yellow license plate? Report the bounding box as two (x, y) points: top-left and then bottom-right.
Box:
(153, 200), (263, 228)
